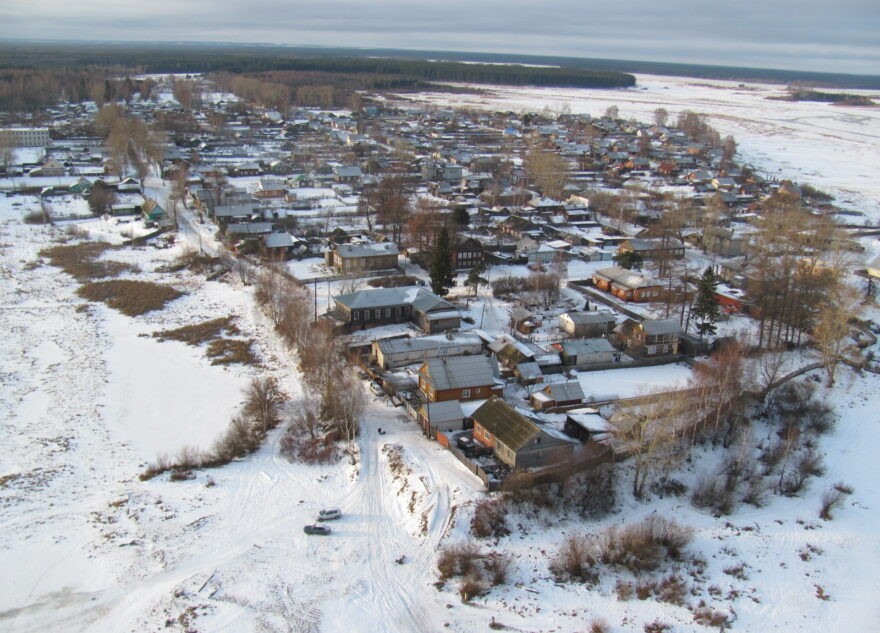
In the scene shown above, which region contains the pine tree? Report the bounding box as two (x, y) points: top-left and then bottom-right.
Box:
(430, 225), (454, 296)
(693, 266), (720, 340)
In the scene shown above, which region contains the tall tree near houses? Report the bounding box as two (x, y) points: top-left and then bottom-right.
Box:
(464, 263), (488, 309)
(430, 225), (454, 296)
(523, 145), (569, 200)
(654, 107), (669, 127)
(693, 267), (721, 340)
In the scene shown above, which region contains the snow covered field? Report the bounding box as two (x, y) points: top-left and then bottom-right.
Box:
(407, 74), (880, 221)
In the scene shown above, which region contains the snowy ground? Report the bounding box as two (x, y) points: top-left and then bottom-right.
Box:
(404, 74), (880, 222)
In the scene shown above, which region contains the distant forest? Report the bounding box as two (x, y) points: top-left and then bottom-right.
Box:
(0, 41), (637, 111)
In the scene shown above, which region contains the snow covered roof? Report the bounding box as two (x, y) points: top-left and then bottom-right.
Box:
(423, 355), (495, 391)
(543, 381), (585, 402)
(419, 400), (464, 425)
(561, 311), (616, 325)
(561, 338), (615, 355)
(376, 333), (480, 355)
(334, 286), (452, 313)
(334, 242), (398, 258)
(641, 318), (682, 336)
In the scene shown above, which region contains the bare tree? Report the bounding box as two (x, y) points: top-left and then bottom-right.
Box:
(614, 389), (689, 498)
(523, 145), (569, 200)
(654, 108), (669, 127)
(813, 283), (860, 386)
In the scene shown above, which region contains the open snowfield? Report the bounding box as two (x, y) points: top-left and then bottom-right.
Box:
(406, 74), (880, 222)
(2, 73), (880, 632)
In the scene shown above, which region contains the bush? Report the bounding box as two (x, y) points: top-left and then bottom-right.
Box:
(437, 543), (482, 580)
(615, 579), (634, 601)
(549, 534), (597, 584)
(483, 552), (513, 586)
(458, 578), (485, 603)
(693, 606), (730, 628)
(691, 473), (735, 516)
(598, 516), (693, 573)
(471, 498), (510, 539)
(643, 620), (671, 633)
(656, 573), (687, 605)
(154, 316), (240, 345)
(78, 279), (184, 316)
(280, 427), (337, 464)
(23, 210), (48, 224)
(741, 477), (770, 507)
(206, 338), (258, 365)
(589, 618), (611, 633)
(819, 484), (851, 520)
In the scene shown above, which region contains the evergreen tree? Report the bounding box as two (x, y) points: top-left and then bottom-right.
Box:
(693, 266), (721, 340)
(464, 263), (488, 308)
(430, 225), (454, 296)
(614, 250), (643, 271)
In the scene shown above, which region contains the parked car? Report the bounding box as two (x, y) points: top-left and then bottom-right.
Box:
(303, 524), (332, 535)
(317, 508), (342, 521)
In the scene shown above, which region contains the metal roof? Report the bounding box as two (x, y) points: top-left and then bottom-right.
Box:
(335, 243), (399, 258)
(641, 318), (682, 336)
(423, 355), (495, 391)
(561, 338), (615, 355)
(544, 381), (585, 402)
(334, 286), (453, 313)
(377, 333), (480, 355)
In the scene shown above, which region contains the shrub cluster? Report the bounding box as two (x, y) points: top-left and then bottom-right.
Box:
(78, 279), (183, 316)
(39, 241), (133, 281)
(551, 516), (694, 584)
(470, 498), (510, 539)
(436, 543), (513, 603)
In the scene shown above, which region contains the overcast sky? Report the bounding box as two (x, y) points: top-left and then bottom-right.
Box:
(3, 1), (879, 75)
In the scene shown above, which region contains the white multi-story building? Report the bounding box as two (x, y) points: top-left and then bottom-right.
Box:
(0, 128), (50, 147)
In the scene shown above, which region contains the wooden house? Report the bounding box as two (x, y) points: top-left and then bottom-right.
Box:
(418, 355), (501, 403)
(558, 311), (616, 338)
(326, 243), (399, 274)
(326, 286), (460, 334)
(616, 238), (685, 261)
(615, 318), (682, 358)
(592, 266), (664, 303)
(451, 237), (485, 270)
(471, 397), (576, 469)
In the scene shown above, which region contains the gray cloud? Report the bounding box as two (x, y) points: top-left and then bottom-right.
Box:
(2, 0), (878, 74)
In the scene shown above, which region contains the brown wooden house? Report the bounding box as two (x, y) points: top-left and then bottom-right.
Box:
(418, 355), (501, 403)
(592, 266), (664, 303)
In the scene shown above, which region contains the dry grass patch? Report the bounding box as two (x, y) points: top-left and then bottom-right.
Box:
(39, 242), (133, 281)
(154, 316), (241, 345)
(206, 338), (257, 366)
(78, 279), (183, 316)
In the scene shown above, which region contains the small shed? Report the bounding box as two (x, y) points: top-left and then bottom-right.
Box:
(530, 381), (585, 410)
(418, 400), (465, 439)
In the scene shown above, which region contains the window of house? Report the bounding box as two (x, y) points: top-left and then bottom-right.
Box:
(353, 311), (360, 321)
(461, 389), (471, 398)
(396, 307), (402, 317)
(385, 308), (391, 318)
